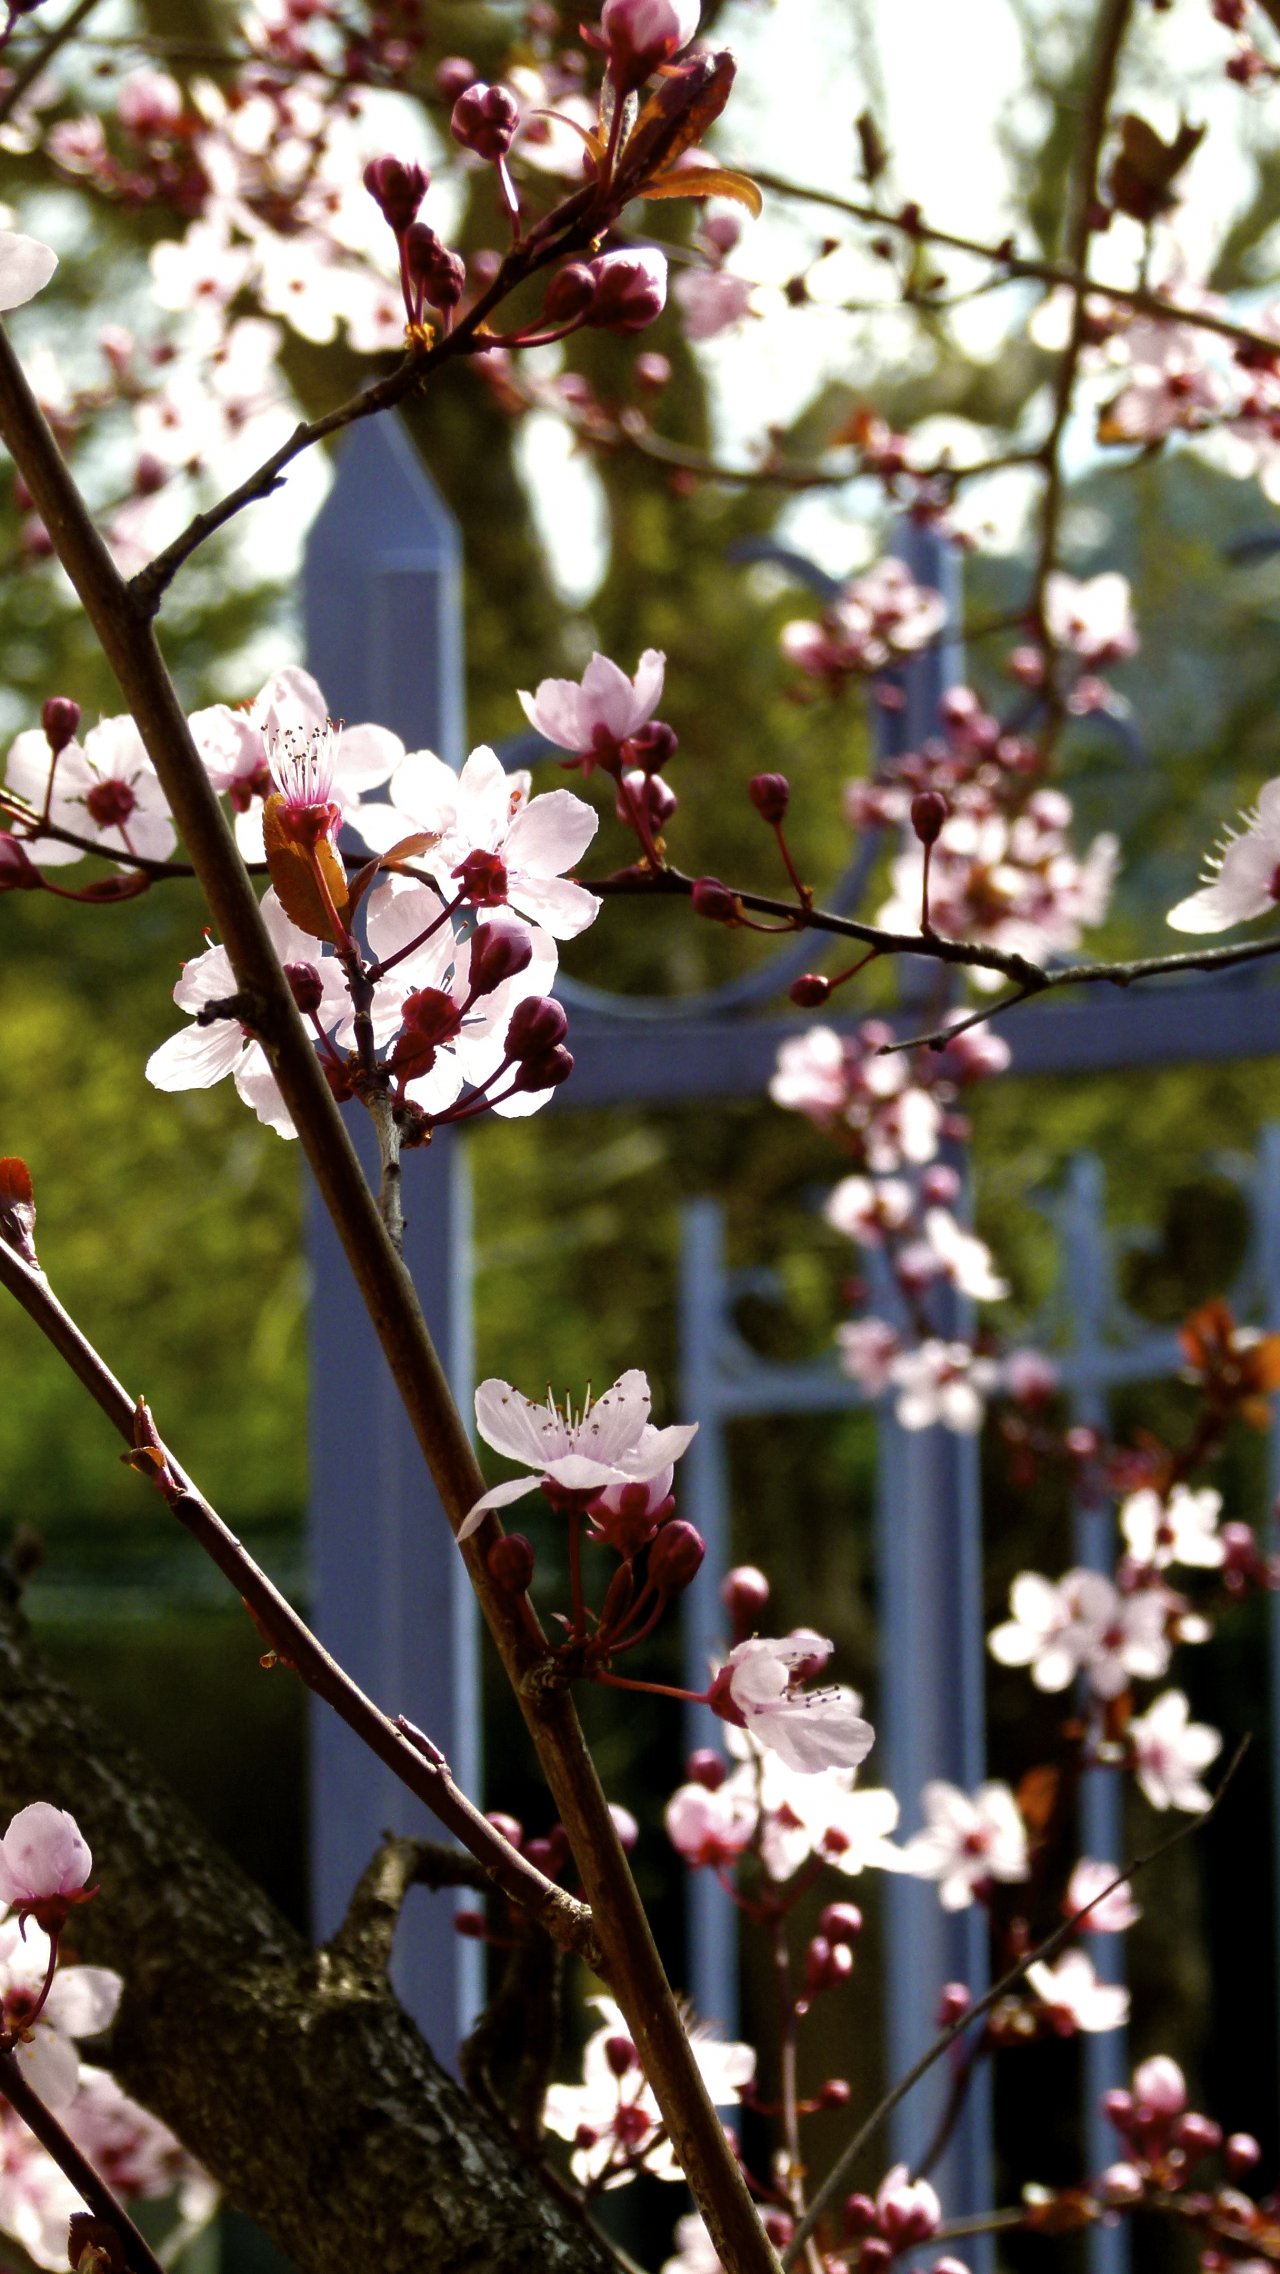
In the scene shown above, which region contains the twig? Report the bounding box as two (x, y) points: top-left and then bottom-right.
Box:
(781, 1741), (1248, 2267)
(749, 174), (1280, 361)
(0, 2048), (166, 2274)
(325, 1834), (488, 1978)
(0, 0), (102, 125)
(0, 322), (781, 2274)
(0, 1237), (596, 1961)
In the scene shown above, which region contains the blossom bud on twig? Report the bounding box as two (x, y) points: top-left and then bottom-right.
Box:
(911, 789), (949, 845)
(721, 1563), (769, 1630)
(686, 1748), (726, 1790)
(505, 996), (569, 1060)
(818, 1901), (863, 1946)
(284, 961), (324, 1015)
(691, 876), (738, 923)
(468, 915), (533, 995)
(630, 719), (678, 771)
(748, 771), (790, 822)
(434, 55), (476, 101)
(601, 0), (700, 94)
(362, 156), (429, 232)
(0, 834), (41, 892)
(583, 248), (668, 334)
(450, 82), (520, 162)
(487, 1533), (535, 1593)
(649, 1519), (706, 1593)
(789, 974), (830, 1007)
(513, 1043), (574, 1092)
(543, 264), (598, 325)
(41, 695), (80, 753)
(404, 224), (466, 310)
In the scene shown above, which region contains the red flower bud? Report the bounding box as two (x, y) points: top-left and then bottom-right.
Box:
(910, 789), (949, 845)
(604, 2033), (637, 2077)
(506, 995), (569, 1060)
(0, 834), (42, 892)
(842, 2193), (877, 2236)
(454, 1908), (486, 1936)
(584, 248), (668, 334)
(720, 1564), (769, 1628)
(401, 986), (463, 1043)
(454, 847), (509, 905)
(404, 223), (466, 310)
(41, 696), (80, 754)
(486, 1811), (523, 1847)
(649, 1520), (706, 1594)
(435, 54), (477, 101)
(488, 1533), (535, 1593)
(284, 960), (324, 1014)
(691, 875), (737, 923)
(451, 82), (520, 162)
(936, 1981), (971, 2026)
(819, 2076), (851, 2107)
(789, 974), (830, 1007)
(635, 352), (672, 391)
(543, 263), (598, 325)
(748, 771), (790, 822)
(630, 719), (679, 771)
(362, 155), (429, 232)
(512, 1043), (574, 1092)
(818, 1901), (863, 1947)
(468, 916), (533, 995)
(686, 1748), (726, 1790)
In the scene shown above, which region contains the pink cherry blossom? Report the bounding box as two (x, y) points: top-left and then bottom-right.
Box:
(716, 1731), (901, 1882)
(543, 1995), (752, 2190)
(876, 2165), (941, 2244)
(988, 1568), (1171, 1698)
(0, 2107), (82, 2270)
(190, 667), (402, 862)
(1132, 2054), (1186, 2117)
(837, 1316), (901, 1397)
(1043, 572), (1138, 666)
(718, 1635), (875, 1777)
(0, 231), (57, 312)
(1128, 1689), (1222, 1812)
(889, 1340), (997, 1434)
(898, 1780), (1028, 1910)
(1167, 780), (1280, 933)
(674, 269), (754, 342)
(1026, 1950), (1130, 2034)
(1066, 1858), (1141, 1933)
(0, 1913), (120, 2109)
(463, 1370), (696, 1536)
(65, 2067), (216, 2225)
(665, 1780), (757, 1868)
(361, 743), (601, 939)
(5, 715), (176, 867)
(0, 1806), (91, 1924)
(519, 650), (666, 763)
(921, 1209), (1009, 1302)
(662, 2215), (723, 2274)
(145, 889), (351, 1139)
(1120, 1483), (1224, 1571)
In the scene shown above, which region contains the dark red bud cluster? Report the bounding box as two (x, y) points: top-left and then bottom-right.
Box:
(748, 771), (790, 822)
(513, 1043), (574, 1093)
(41, 696), (80, 754)
(506, 995), (568, 1059)
(524, 1824), (571, 1878)
(450, 82), (520, 161)
(405, 224), (466, 310)
(819, 1901), (863, 1946)
(454, 846), (509, 905)
(615, 769), (677, 834)
(802, 1933), (854, 1999)
(686, 1748), (726, 1790)
(401, 985), (464, 1044)
(363, 155), (429, 232)
(630, 719), (679, 771)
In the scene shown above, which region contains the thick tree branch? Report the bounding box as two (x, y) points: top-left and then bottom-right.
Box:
(0, 1583), (619, 2274)
(0, 327), (779, 2274)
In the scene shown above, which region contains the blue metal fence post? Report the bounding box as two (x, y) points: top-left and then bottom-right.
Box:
(304, 416), (481, 2056)
(679, 1199), (739, 2037)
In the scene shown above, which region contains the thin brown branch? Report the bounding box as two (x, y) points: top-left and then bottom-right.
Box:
(749, 175), (1280, 361)
(0, 2049), (165, 2274)
(0, 0), (103, 126)
(781, 1740), (1248, 2267)
(0, 1235), (595, 1960)
(326, 1834), (489, 1978)
(0, 323), (780, 2274)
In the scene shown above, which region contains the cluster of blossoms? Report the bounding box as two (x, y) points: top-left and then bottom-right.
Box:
(780, 558), (948, 690)
(544, 1995), (754, 2193)
(0, 1804), (213, 2268)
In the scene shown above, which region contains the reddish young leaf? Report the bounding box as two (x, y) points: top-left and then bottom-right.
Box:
(263, 794), (350, 943)
(614, 50), (736, 199)
(0, 1157), (38, 1268)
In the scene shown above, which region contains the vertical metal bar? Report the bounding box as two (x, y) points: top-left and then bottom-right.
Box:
(1060, 1154), (1128, 2274)
(679, 1199), (739, 2038)
(303, 416), (481, 2057)
(1258, 1126), (1280, 2155)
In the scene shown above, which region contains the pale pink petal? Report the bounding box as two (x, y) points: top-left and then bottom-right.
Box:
(457, 1475), (538, 1538)
(475, 1380), (569, 1466)
(16, 2027), (80, 2110)
(333, 723), (403, 790)
(578, 1370), (652, 1464)
(505, 788), (600, 876)
(507, 873), (601, 940)
(0, 231), (57, 312)
(388, 748), (459, 829)
(580, 652), (645, 742)
(519, 678), (587, 750)
(614, 1420), (698, 1477)
(232, 1045), (295, 1137)
(43, 1967), (120, 2040)
(145, 1022), (245, 1091)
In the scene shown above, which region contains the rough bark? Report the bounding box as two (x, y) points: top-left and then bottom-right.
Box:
(0, 1577), (618, 2274)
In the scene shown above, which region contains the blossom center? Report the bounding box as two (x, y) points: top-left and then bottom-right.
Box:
(85, 777), (137, 828)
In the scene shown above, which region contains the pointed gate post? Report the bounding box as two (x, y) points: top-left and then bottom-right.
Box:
(304, 416), (481, 2057)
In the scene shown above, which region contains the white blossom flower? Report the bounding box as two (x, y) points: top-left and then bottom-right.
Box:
(836, 1316), (901, 1397)
(922, 1208), (1009, 1302)
(719, 1635), (875, 1777)
(5, 716), (176, 866)
(145, 889), (350, 1139)
(543, 1997), (752, 2190)
(1128, 1690), (1222, 1812)
(65, 2067), (216, 2224)
(662, 2214), (723, 2274)
(715, 1730), (901, 1881)
(897, 1780), (1028, 1910)
(359, 741), (601, 938)
(463, 1370), (696, 1536)
(665, 1780), (757, 1869)
(189, 666), (402, 861)
(674, 269), (754, 342)
(1120, 1483), (1224, 1571)
(0, 1806), (91, 1923)
(0, 230), (57, 311)
(519, 650), (665, 761)
(1026, 1950), (1130, 2033)
(889, 1340), (997, 1434)
(1066, 1859), (1141, 1933)
(0, 2107), (81, 2270)
(989, 1569), (1171, 1699)
(0, 1914), (120, 2109)
(824, 1175), (913, 1246)
(1043, 572), (1138, 665)
(1167, 781), (1280, 933)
